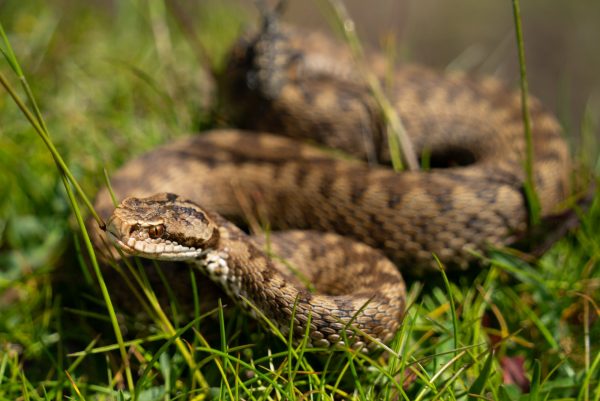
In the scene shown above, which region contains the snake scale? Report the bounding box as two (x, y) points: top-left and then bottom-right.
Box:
(92, 20), (571, 350)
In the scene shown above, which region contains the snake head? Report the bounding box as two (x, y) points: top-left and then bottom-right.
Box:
(106, 193), (220, 261)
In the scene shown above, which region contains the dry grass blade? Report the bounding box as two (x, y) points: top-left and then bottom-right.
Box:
(322, 0), (419, 172)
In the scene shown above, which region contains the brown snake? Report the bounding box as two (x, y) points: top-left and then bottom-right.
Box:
(93, 21), (571, 350)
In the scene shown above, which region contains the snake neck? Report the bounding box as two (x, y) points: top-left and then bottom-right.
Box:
(191, 213), (403, 350)
(193, 215), (307, 322)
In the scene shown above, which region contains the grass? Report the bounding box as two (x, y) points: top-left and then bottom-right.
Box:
(1, 0), (599, 400)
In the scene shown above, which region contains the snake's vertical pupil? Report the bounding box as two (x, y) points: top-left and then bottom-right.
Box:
(148, 224), (165, 239)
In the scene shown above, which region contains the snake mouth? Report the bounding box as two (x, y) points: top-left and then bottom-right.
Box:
(106, 220), (203, 261)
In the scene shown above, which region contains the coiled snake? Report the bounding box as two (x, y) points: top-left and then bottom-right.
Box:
(93, 21), (571, 350)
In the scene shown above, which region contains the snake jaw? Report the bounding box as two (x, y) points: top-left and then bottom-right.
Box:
(109, 233), (203, 261)
(106, 217), (204, 261)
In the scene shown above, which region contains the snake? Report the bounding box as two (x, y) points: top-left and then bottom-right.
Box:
(92, 19), (571, 350)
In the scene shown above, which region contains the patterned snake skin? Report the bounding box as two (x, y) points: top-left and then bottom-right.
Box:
(92, 20), (571, 349)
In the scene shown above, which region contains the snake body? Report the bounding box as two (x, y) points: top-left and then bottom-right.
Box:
(94, 22), (571, 348)
(107, 193), (404, 349)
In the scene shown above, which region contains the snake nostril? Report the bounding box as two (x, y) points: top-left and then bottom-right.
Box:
(129, 224), (140, 235)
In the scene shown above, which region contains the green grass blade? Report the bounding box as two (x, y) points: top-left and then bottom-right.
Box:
(510, 0), (541, 226)
(529, 359), (541, 401)
(578, 345), (600, 401)
(134, 314), (206, 400)
(468, 349), (494, 398)
(435, 255), (458, 354)
(61, 176), (135, 393)
(322, 0), (419, 172)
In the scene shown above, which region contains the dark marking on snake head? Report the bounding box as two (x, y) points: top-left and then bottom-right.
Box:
(171, 205), (208, 224)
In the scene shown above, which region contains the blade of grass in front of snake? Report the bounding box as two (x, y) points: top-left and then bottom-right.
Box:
(329, 300), (396, 398)
(511, 0), (541, 226)
(286, 295), (303, 394)
(390, 296), (421, 395)
(61, 173), (135, 393)
(104, 249), (158, 320)
(103, 168), (119, 208)
(434, 254), (459, 358)
(321, 0), (419, 172)
(216, 299), (236, 400)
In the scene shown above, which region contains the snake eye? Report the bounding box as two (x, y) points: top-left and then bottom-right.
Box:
(148, 224), (165, 239)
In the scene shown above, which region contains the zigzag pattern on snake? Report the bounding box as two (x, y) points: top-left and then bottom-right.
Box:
(92, 20), (571, 349)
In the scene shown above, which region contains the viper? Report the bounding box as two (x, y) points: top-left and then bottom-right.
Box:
(92, 18), (571, 349)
